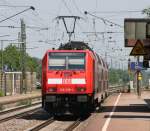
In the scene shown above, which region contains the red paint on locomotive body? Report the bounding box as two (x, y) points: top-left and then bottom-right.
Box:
(42, 49), (108, 114)
(42, 50), (94, 94)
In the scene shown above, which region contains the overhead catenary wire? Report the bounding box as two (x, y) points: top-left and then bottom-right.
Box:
(0, 0), (128, 61)
(0, 5), (32, 28)
(1, 2), (49, 41)
(71, 0), (85, 17)
(0, 6), (35, 23)
(0, 1), (49, 30)
(31, 11), (49, 27)
(0, 25), (49, 30)
(0, 5), (31, 8)
(56, 0), (63, 16)
(92, 10), (142, 14)
(0, 1), (24, 24)
(0, 2), (50, 48)
(0, 11), (19, 24)
(55, 0), (89, 41)
(62, 0), (73, 15)
(84, 11), (123, 28)
(82, 31), (123, 34)
(51, 0), (64, 43)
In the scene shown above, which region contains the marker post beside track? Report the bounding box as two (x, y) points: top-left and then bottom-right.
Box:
(136, 56), (141, 97)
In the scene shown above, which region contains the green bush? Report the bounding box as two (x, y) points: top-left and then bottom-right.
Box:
(17, 100), (31, 106)
(0, 105), (4, 111)
(0, 89), (4, 97)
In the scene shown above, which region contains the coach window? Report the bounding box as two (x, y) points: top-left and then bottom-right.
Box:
(101, 70), (103, 80)
(105, 71), (107, 80)
(105, 72), (107, 80)
(146, 22), (150, 38)
(97, 56), (102, 65)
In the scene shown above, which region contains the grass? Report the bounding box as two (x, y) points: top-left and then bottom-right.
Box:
(0, 105), (4, 111)
(17, 99), (32, 106)
(0, 89), (4, 97)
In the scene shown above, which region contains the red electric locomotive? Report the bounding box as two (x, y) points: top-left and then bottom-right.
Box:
(42, 41), (108, 115)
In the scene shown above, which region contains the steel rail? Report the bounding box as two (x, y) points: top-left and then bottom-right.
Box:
(64, 118), (81, 131)
(29, 117), (54, 131)
(0, 95), (41, 105)
(0, 107), (41, 123)
(0, 101), (41, 115)
(108, 85), (127, 93)
(108, 86), (122, 93)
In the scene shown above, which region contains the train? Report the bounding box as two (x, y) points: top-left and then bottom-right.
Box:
(42, 41), (108, 115)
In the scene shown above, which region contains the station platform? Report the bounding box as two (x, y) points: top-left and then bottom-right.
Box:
(0, 90), (41, 105)
(75, 91), (150, 131)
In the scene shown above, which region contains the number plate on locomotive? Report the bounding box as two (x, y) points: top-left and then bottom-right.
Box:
(62, 79), (71, 84)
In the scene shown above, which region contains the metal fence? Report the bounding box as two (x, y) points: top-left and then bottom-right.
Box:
(0, 72), (36, 96)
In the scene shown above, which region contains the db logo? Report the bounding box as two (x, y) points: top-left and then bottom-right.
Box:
(62, 79), (71, 84)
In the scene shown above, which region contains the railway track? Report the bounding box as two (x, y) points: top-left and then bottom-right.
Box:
(27, 86), (121, 131)
(29, 117), (55, 131)
(0, 106), (41, 124)
(29, 117), (81, 131)
(0, 101), (41, 115)
(64, 118), (81, 131)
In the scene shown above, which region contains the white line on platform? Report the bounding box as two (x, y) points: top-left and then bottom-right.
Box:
(102, 93), (122, 131)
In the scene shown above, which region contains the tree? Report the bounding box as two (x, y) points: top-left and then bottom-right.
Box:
(109, 69), (129, 85)
(1, 45), (41, 78)
(142, 7), (150, 17)
(3, 45), (20, 71)
(26, 56), (41, 80)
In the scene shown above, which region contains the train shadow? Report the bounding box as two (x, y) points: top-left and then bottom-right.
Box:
(104, 114), (150, 119)
(54, 113), (90, 121)
(19, 109), (91, 121)
(19, 100), (150, 121)
(101, 104), (150, 113)
(103, 102), (150, 120)
(144, 99), (150, 108)
(19, 109), (52, 120)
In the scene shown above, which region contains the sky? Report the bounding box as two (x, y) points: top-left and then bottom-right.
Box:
(0, 0), (149, 69)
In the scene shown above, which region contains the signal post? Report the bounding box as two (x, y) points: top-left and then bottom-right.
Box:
(129, 40), (146, 96)
(124, 18), (150, 96)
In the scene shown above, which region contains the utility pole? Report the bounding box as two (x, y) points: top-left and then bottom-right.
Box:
(1, 41), (3, 91)
(136, 56), (141, 97)
(20, 19), (27, 94)
(18, 32), (21, 48)
(111, 58), (113, 68)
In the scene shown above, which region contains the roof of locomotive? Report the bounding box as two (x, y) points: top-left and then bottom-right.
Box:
(43, 41), (108, 69)
(44, 41), (94, 56)
(58, 41), (93, 51)
(46, 49), (89, 53)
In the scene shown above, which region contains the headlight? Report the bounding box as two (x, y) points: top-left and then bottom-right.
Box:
(76, 87), (86, 92)
(45, 95), (56, 102)
(77, 95), (87, 102)
(48, 87), (57, 92)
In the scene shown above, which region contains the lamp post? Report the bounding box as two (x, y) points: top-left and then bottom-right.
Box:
(1, 41), (3, 91)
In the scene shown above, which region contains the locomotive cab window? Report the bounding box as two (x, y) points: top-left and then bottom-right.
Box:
(48, 55), (66, 70)
(68, 55), (85, 69)
(48, 52), (85, 70)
